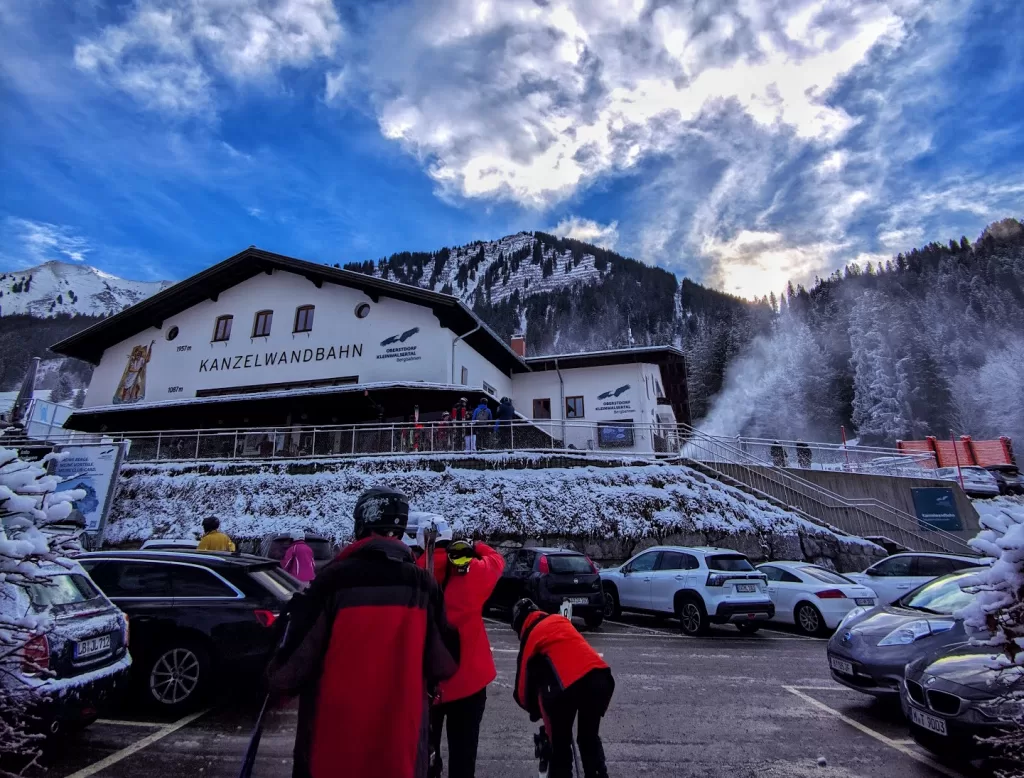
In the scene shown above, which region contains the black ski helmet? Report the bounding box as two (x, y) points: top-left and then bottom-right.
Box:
(353, 487), (409, 540)
(512, 598), (540, 635)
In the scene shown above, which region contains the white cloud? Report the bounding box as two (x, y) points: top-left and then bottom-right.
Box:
(550, 216), (619, 250)
(3, 218), (94, 265)
(74, 0), (342, 114)
(701, 230), (841, 299)
(247, 207), (263, 218)
(324, 68), (347, 102)
(360, 0), (912, 208)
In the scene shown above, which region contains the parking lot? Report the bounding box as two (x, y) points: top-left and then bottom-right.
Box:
(28, 614), (985, 778)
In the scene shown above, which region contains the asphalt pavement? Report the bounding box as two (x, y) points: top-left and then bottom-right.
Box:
(31, 616), (984, 778)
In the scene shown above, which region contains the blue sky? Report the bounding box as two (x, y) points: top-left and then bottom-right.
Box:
(1, 0), (1021, 299)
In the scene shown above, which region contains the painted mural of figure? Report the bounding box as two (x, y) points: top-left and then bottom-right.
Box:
(113, 341), (155, 405)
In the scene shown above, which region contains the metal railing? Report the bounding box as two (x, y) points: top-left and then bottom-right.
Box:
(698, 435), (937, 474)
(7, 419), (681, 463)
(673, 424), (973, 555)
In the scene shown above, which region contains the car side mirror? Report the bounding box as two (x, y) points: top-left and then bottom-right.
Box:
(865, 568), (880, 576)
(621, 567), (631, 576)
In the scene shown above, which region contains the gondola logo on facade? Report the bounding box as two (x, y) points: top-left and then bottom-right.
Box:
(198, 344), (363, 373)
(596, 384), (633, 415)
(377, 327), (422, 363)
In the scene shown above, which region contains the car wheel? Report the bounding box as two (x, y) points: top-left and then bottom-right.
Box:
(736, 622), (760, 634)
(142, 640), (210, 711)
(677, 596), (708, 636)
(602, 585), (620, 619)
(584, 612), (604, 630)
(795, 602), (827, 636)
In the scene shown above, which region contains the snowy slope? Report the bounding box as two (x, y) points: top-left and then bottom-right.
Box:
(0, 261), (171, 318)
(349, 232), (610, 306)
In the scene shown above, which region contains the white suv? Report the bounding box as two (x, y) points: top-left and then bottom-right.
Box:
(599, 546), (775, 635)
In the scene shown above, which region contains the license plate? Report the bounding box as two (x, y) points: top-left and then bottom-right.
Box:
(74, 635), (111, 659)
(855, 598), (875, 606)
(566, 597), (589, 605)
(736, 584), (756, 593)
(829, 656), (854, 675)
(910, 707), (947, 736)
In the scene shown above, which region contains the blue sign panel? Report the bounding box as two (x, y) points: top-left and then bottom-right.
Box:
(911, 487), (963, 532)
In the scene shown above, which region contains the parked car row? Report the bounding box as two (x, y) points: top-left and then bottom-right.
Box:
(826, 566), (1021, 765)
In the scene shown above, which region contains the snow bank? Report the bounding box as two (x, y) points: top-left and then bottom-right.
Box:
(110, 454), (882, 566)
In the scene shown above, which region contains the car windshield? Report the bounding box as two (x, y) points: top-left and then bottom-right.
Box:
(900, 572), (977, 614)
(801, 567), (854, 585)
(26, 574), (98, 608)
(547, 554), (593, 574)
(707, 555), (754, 572)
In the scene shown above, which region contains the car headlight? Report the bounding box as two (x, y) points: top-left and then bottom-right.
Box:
(877, 619), (956, 646)
(838, 606), (869, 629)
(974, 698), (1024, 723)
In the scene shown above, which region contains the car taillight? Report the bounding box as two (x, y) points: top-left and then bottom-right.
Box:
(254, 610), (279, 627)
(123, 615), (130, 648)
(538, 555), (550, 574)
(706, 573), (727, 587)
(585, 556), (598, 573)
(815, 589), (847, 599)
(22, 634), (50, 674)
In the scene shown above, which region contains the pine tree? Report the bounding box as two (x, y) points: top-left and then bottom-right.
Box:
(73, 388), (86, 408)
(50, 374), (73, 404)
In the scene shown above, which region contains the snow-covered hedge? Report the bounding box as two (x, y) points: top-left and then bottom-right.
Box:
(1, 437), (84, 763)
(110, 454), (882, 566)
(963, 496), (1024, 658)
(961, 496), (1024, 773)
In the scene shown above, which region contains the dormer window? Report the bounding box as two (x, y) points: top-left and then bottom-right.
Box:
(213, 315), (233, 342)
(294, 305), (314, 333)
(253, 310), (273, 338)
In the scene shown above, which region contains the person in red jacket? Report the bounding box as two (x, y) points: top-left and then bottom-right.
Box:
(266, 488), (460, 778)
(417, 531), (505, 778)
(512, 598), (614, 778)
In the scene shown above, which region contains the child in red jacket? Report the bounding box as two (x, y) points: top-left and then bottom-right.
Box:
(512, 599), (615, 778)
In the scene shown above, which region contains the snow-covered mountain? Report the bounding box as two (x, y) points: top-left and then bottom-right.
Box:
(342, 231), (615, 306)
(0, 261), (172, 318)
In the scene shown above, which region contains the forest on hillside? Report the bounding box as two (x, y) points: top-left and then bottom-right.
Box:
(0, 315), (99, 391)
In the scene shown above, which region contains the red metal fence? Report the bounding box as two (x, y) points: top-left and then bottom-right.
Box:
(897, 436), (1015, 467)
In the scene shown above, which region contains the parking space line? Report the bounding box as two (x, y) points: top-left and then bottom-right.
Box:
(94, 719), (166, 728)
(782, 687), (966, 778)
(788, 685), (850, 691)
(64, 708), (211, 778)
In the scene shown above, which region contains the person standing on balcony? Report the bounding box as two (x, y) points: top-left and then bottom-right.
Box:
(493, 396), (516, 450)
(452, 397), (470, 451)
(469, 398), (492, 452)
(197, 516), (235, 552)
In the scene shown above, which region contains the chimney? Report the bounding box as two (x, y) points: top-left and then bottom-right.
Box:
(510, 335), (526, 357)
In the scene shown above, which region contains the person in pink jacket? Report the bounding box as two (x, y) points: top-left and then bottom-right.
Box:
(281, 530), (316, 585)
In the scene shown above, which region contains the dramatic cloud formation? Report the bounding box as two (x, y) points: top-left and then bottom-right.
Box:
(1, 0), (1020, 298)
(74, 0), (342, 114)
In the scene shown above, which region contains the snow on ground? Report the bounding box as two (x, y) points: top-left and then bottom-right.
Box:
(109, 454), (881, 562)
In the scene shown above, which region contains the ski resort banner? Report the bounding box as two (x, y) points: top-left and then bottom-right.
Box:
(50, 441), (129, 540)
(910, 487), (963, 532)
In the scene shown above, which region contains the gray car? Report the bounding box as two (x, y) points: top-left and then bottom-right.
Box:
(826, 568), (983, 696)
(903, 644), (1023, 765)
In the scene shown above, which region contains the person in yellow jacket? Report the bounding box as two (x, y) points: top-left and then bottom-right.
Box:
(197, 516), (235, 551)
